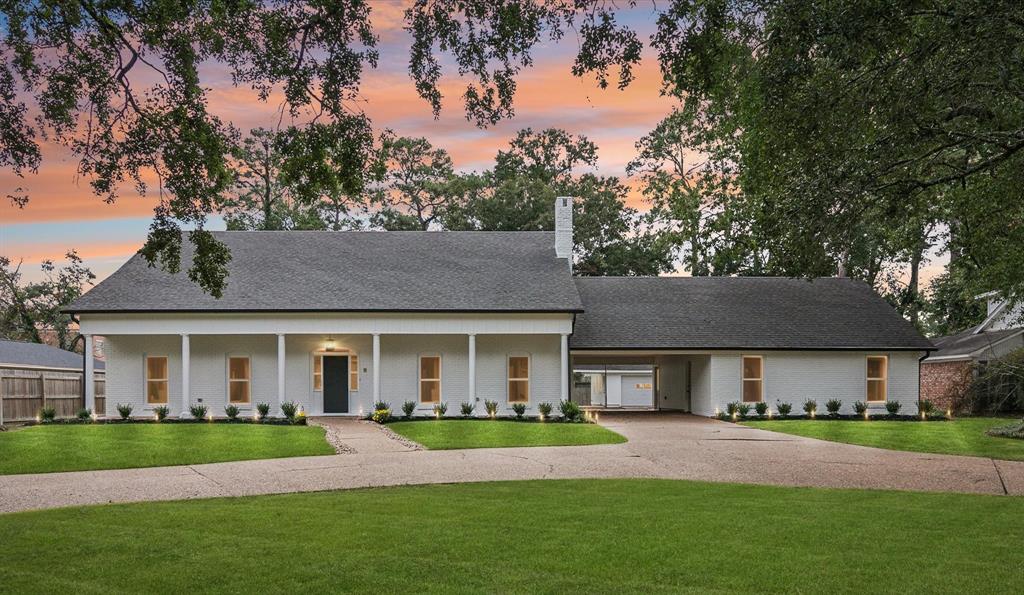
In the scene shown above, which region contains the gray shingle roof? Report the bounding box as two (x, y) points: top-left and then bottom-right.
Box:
(0, 339), (104, 370)
(928, 326), (1023, 359)
(571, 277), (933, 350)
(68, 231), (581, 313)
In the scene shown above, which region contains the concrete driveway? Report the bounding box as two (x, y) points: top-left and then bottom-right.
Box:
(1, 413), (1021, 513)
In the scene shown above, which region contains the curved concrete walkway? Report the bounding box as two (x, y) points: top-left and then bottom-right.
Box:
(1, 414), (1021, 513)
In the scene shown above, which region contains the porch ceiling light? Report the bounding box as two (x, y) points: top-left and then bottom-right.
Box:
(325, 337), (337, 352)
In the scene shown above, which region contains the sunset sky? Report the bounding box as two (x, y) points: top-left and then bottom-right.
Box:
(0, 3), (944, 287)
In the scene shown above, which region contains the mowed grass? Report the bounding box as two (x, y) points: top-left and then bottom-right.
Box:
(387, 419), (626, 449)
(0, 424), (334, 475)
(742, 417), (1024, 460)
(1, 479), (1022, 594)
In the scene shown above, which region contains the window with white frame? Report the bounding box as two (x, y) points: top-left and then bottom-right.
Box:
(741, 356), (763, 403)
(419, 355), (441, 404)
(228, 356), (251, 404)
(867, 355), (888, 402)
(349, 355), (359, 391)
(508, 355), (530, 403)
(146, 356), (168, 404)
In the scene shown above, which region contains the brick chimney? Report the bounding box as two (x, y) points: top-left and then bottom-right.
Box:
(554, 196), (573, 264)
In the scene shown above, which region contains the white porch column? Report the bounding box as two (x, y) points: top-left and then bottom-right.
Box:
(560, 333), (569, 403)
(277, 334), (286, 408)
(372, 333), (381, 404)
(468, 334), (477, 405)
(180, 333), (190, 418)
(84, 334), (96, 413)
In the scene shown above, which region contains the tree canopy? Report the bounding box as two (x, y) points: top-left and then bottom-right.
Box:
(3, 1), (1021, 328)
(0, 252), (94, 351)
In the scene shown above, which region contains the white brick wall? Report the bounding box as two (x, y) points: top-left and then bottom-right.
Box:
(103, 333), (562, 418)
(693, 350), (923, 416)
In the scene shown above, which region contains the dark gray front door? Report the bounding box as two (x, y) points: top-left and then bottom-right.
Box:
(323, 356), (349, 414)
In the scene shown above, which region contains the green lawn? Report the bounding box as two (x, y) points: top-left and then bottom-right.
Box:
(0, 423), (334, 475)
(1, 479), (1021, 593)
(742, 417), (1024, 460)
(387, 419), (626, 449)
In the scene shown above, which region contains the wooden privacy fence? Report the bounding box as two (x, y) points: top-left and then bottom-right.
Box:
(0, 369), (105, 422)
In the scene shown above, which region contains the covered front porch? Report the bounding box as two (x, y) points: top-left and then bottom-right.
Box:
(82, 312), (575, 419)
(570, 352), (712, 412)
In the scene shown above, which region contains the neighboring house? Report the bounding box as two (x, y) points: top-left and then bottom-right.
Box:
(921, 294), (1024, 410)
(67, 198), (932, 419)
(0, 339), (106, 422)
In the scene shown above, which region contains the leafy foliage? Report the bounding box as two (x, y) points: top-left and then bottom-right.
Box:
(558, 399), (582, 422)
(0, 252), (94, 350)
(402, 400), (416, 419)
(444, 128), (674, 276)
(256, 403), (271, 421)
(280, 401), (299, 421)
(116, 403), (133, 420)
(512, 403), (527, 419)
(460, 401), (476, 417)
(406, 0), (1024, 313)
(885, 401), (903, 417)
(224, 405), (240, 421)
(825, 399), (843, 418)
(775, 402), (792, 418)
(154, 406), (170, 421)
(189, 404), (209, 420)
(2, 1), (378, 295)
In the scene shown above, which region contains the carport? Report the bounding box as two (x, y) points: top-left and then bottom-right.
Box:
(571, 352), (711, 412)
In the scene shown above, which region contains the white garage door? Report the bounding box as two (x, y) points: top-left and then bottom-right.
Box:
(620, 375), (654, 407)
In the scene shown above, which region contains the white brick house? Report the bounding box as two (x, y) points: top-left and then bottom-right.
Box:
(69, 198), (933, 419)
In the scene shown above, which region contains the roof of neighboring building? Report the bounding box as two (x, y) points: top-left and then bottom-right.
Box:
(926, 326), (1024, 360)
(571, 276), (933, 351)
(68, 231), (582, 313)
(0, 339), (104, 371)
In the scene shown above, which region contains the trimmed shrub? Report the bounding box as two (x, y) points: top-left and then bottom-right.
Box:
(256, 402), (271, 420)
(776, 401), (792, 418)
(802, 399), (818, 417)
(190, 404), (209, 420)
(825, 399), (842, 418)
(433, 402), (448, 417)
(916, 399), (936, 416)
(512, 403), (527, 419)
(76, 408), (92, 421)
(460, 401), (476, 417)
(371, 408), (392, 424)
(559, 400), (582, 422)
(885, 400), (902, 416)
(224, 405), (240, 420)
(853, 401), (868, 416)
(754, 402), (768, 418)
(538, 402), (553, 418)
(726, 401), (740, 416)
(154, 406), (170, 421)
(737, 403), (751, 419)
(280, 401), (299, 420)
(40, 406), (56, 422)
(373, 400), (391, 412)
(484, 399), (499, 418)
(402, 400), (416, 419)
(116, 403), (133, 420)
